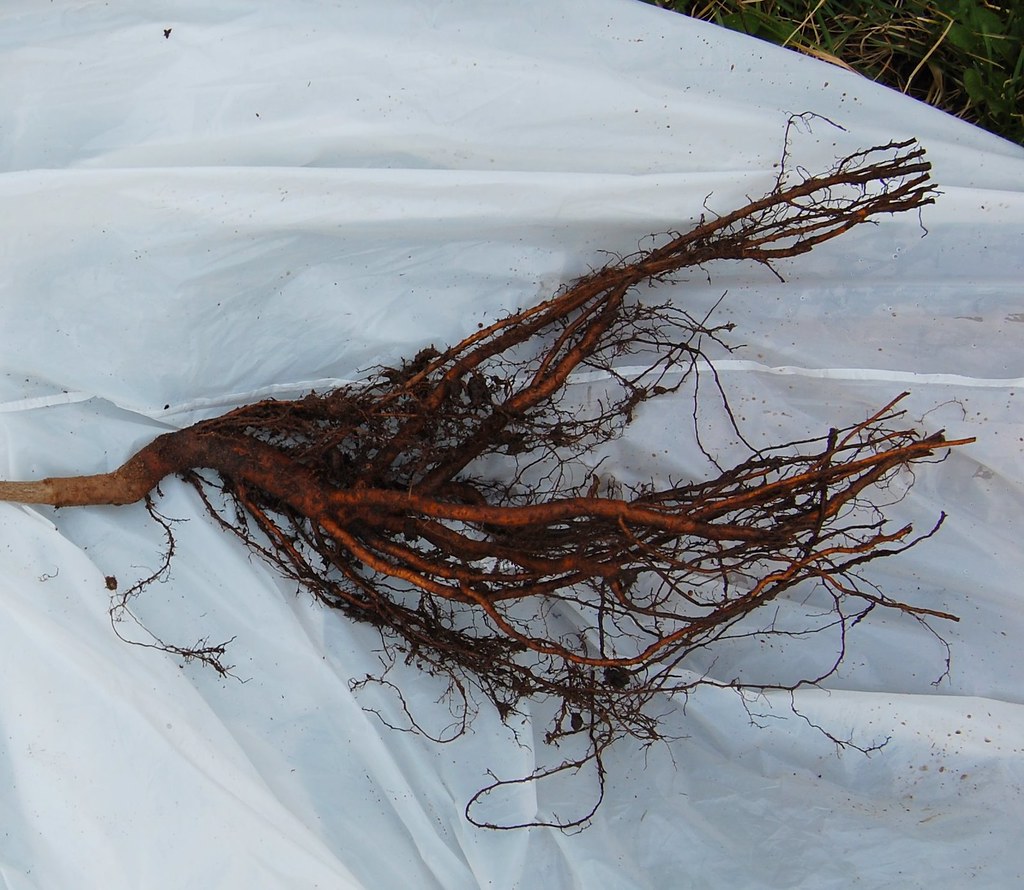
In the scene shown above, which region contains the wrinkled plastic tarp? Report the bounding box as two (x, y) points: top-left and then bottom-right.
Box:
(1, 2), (1023, 887)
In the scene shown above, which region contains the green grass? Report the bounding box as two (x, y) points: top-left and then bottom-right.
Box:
(643, 1), (1024, 146)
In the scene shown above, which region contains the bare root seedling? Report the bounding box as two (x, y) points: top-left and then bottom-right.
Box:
(0, 133), (971, 829)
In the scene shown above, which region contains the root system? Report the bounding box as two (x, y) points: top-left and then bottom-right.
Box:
(0, 129), (972, 829)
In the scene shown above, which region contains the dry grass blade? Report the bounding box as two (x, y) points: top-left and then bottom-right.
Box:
(652, 1), (1024, 145)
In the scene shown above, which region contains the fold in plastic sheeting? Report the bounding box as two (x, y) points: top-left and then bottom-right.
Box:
(1, 1), (1023, 888)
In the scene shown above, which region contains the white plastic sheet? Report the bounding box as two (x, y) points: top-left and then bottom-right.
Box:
(1, 1), (1023, 887)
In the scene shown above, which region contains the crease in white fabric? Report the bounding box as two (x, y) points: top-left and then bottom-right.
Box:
(0, 391), (93, 413)
(0, 362), (1018, 422)
(568, 360), (1024, 389)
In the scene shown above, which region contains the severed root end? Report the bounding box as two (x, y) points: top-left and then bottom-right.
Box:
(0, 476), (132, 507)
(0, 474), (148, 508)
(0, 438), (175, 507)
